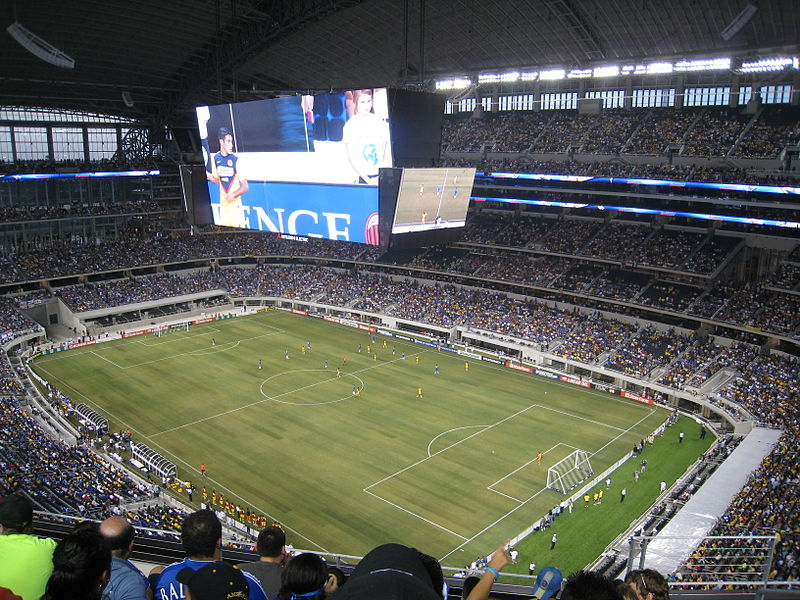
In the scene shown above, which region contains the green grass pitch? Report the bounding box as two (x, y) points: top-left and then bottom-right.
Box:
(31, 311), (710, 572)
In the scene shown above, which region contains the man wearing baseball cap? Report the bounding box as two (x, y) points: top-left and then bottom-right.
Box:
(0, 493), (57, 600)
(176, 562), (248, 600)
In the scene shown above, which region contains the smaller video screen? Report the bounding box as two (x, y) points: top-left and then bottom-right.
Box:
(391, 167), (476, 234)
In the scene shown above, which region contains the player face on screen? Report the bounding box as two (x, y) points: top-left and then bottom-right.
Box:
(219, 133), (234, 156)
(354, 90), (373, 114)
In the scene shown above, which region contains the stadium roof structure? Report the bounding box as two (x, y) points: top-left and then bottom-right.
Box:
(1, 0), (798, 124)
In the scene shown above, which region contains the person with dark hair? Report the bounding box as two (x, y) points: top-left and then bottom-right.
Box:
(460, 576), (480, 599)
(44, 528), (111, 600)
(413, 549), (445, 599)
(616, 579), (638, 600)
(207, 127), (248, 228)
(624, 569), (669, 600)
(276, 553), (333, 600)
(560, 570), (621, 600)
(152, 510), (266, 600)
(325, 567), (346, 593)
(0, 493), (58, 600)
(239, 526), (288, 599)
(99, 516), (150, 600)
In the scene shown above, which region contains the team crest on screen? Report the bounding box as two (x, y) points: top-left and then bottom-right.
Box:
(362, 144), (378, 166)
(227, 159), (233, 166)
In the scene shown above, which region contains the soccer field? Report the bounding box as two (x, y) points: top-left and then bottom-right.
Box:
(32, 311), (670, 564)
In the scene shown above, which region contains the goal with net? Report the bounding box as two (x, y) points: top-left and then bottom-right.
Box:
(546, 449), (594, 494)
(154, 321), (190, 337)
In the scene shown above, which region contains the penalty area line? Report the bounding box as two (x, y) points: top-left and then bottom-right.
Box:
(362, 488), (468, 541)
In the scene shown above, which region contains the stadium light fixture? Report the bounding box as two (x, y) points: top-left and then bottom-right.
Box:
(539, 68), (565, 81)
(567, 68), (593, 78)
(435, 77), (471, 90)
(674, 57), (731, 72)
(739, 57), (793, 73)
(6, 22), (74, 69)
(477, 72), (519, 83)
(646, 62), (673, 74)
(593, 65), (620, 78)
(520, 71), (539, 81)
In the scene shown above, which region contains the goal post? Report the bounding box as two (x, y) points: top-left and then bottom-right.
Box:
(154, 321), (190, 337)
(547, 449), (594, 494)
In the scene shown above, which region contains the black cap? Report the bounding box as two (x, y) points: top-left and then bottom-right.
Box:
(0, 494), (33, 530)
(331, 543), (441, 600)
(176, 562), (249, 600)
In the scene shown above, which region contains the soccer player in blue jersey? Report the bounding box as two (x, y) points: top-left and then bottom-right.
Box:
(152, 510), (266, 600)
(208, 128), (248, 228)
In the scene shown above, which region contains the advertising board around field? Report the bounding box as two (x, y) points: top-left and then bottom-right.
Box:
(506, 361), (533, 373)
(622, 390), (654, 405)
(559, 374), (591, 388)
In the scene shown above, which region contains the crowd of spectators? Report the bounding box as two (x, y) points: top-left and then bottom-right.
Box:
(56, 272), (230, 312)
(0, 392), (153, 518)
(0, 199), (163, 224)
(683, 110), (749, 157)
(733, 106), (800, 158)
(627, 110), (696, 155)
(767, 263), (800, 291)
(0, 156), (160, 175)
(0, 232), (379, 284)
(656, 339), (724, 389)
(605, 326), (692, 379)
(0, 296), (44, 344)
(638, 281), (702, 313)
(442, 106), (800, 165)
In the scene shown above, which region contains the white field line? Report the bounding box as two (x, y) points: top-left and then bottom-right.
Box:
(89, 350), (126, 369)
(437, 407), (656, 562)
(363, 489), (468, 541)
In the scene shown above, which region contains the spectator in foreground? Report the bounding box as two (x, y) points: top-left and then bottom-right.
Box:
(99, 516), (150, 600)
(326, 567), (347, 594)
(276, 552), (334, 600)
(152, 510), (266, 600)
(239, 526), (288, 599)
(560, 570), (621, 600)
(464, 540), (511, 600)
(44, 529), (111, 600)
(625, 569), (669, 600)
(176, 561), (248, 600)
(0, 493), (58, 600)
(331, 542), (452, 600)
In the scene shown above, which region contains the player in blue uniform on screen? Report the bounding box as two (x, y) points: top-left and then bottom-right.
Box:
(207, 127), (248, 228)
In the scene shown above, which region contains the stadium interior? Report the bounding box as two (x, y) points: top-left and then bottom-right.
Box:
(1, 1), (799, 599)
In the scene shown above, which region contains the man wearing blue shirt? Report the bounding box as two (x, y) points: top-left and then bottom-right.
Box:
(100, 516), (150, 600)
(153, 510), (266, 600)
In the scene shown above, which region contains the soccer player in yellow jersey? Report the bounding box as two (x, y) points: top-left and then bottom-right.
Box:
(208, 128), (248, 228)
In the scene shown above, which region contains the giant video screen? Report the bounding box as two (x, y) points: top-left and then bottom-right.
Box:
(196, 89), (392, 244)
